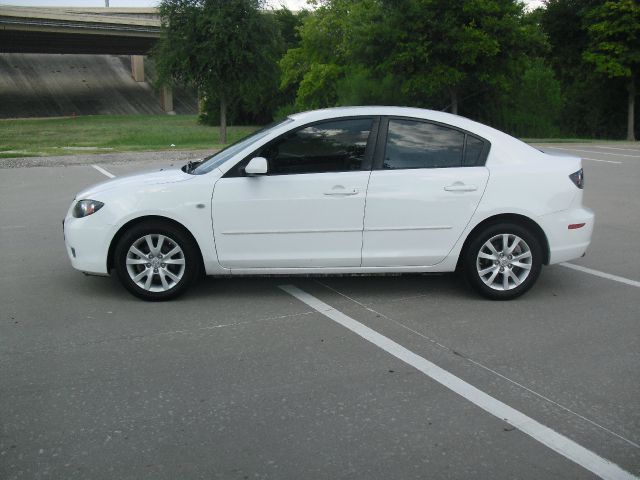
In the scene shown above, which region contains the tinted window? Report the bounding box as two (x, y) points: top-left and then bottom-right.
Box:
(193, 118), (293, 175)
(258, 118), (373, 175)
(464, 135), (485, 166)
(383, 120), (464, 169)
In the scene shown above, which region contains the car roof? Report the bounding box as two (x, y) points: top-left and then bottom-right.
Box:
(288, 106), (488, 135)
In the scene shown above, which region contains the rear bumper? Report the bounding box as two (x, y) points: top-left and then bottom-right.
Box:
(538, 207), (595, 265)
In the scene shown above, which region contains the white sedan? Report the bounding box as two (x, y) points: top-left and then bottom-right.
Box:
(63, 107), (594, 300)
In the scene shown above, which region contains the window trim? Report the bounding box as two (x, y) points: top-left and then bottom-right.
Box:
(372, 116), (491, 171)
(462, 132), (490, 167)
(223, 116), (380, 178)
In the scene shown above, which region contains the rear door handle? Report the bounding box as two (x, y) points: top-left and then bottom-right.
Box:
(444, 183), (477, 192)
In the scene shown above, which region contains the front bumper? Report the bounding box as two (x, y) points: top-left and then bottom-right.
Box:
(63, 203), (113, 276)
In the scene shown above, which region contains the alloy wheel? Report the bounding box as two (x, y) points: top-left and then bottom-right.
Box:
(125, 234), (186, 292)
(476, 233), (533, 291)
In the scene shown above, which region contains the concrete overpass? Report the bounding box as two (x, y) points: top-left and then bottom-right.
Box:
(0, 6), (178, 113)
(0, 6), (160, 55)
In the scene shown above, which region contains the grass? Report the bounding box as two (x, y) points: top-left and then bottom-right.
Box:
(0, 115), (259, 158)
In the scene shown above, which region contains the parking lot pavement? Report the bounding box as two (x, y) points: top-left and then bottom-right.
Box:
(1, 146), (639, 479)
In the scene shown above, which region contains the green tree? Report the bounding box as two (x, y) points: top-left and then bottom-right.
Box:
(280, 0), (540, 116)
(541, 0), (593, 81)
(383, 0), (539, 114)
(541, 0), (638, 139)
(490, 58), (564, 137)
(155, 0), (277, 143)
(280, 0), (392, 110)
(268, 8), (310, 119)
(583, 0), (640, 140)
(196, 8), (308, 126)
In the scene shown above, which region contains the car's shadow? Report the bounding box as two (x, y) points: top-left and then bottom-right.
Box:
(67, 266), (581, 307)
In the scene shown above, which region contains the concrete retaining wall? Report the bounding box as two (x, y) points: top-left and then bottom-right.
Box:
(0, 53), (197, 118)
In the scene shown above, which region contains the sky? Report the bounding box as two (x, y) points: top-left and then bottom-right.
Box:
(1, 0), (544, 10)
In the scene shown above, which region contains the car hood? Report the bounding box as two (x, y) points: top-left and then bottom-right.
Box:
(76, 167), (193, 199)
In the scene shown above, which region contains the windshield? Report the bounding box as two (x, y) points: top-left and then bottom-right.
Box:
(191, 118), (293, 175)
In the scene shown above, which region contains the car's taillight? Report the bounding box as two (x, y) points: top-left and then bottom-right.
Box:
(569, 168), (584, 189)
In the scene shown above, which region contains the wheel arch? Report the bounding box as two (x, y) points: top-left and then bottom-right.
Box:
(456, 213), (550, 271)
(107, 215), (205, 273)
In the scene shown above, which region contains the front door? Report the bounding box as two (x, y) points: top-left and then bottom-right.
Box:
(212, 117), (376, 269)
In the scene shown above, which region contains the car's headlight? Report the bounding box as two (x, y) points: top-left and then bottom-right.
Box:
(72, 199), (104, 218)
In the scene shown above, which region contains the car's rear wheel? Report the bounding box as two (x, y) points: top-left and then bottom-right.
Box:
(114, 221), (200, 301)
(463, 223), (542, 300)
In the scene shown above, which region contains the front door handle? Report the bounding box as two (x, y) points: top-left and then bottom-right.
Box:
(444, 183), (477, 192)
(324, 186), (359, 196)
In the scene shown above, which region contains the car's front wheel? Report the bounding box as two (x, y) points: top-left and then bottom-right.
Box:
(114, 221), (201, 301)
(463, 223), (543, 300)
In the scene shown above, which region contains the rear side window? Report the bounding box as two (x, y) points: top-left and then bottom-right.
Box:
(464, 135), (485, 166)
(259, 118), (373, 175)
(382, 119), (488, 170)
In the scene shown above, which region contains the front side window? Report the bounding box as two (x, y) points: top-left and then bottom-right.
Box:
(383, 119), (465, 170)
(256, 118), (373, 175)
(192, 118), (293, 175)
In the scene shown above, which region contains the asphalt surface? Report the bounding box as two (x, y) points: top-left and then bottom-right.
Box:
(1, 144), (639, 479)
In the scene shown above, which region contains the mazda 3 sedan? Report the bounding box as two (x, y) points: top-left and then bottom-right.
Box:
(63, 107), (594, 300)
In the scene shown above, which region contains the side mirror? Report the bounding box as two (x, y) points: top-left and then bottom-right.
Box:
(244, 157), (268, 176)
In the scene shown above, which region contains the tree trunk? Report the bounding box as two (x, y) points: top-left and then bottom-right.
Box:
(627, 77), (636, 142)
(450, 89), (458, 115)
(220, 93), (227, 144)
(197, 88), (204, 117)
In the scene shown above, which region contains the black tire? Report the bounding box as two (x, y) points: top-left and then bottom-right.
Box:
(463, 222), (543, 300)
(114, 220), (201, 301)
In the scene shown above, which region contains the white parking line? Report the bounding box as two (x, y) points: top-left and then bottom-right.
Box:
(92, 165), (116, 178)
(582, 157), (623, 165)
(548, 147), (639, 158)
(315, 280), (640, 449)
(538, 148), (622, 164)
(560, 263), (640, 288)
(0, 225), (26, 230)
(591, 145), (640, 153)
(280, 284), (637, 480)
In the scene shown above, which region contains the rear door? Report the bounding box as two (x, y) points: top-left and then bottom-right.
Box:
(362, 117), (490, 267)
